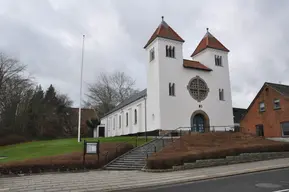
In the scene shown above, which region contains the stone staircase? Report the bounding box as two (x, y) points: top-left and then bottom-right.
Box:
(104, 138), (171, 170)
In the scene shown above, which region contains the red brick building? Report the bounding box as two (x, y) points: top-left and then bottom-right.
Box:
(240, 82), (289, 137)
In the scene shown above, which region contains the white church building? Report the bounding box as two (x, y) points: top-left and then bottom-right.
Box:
(94, 17), (235, 138)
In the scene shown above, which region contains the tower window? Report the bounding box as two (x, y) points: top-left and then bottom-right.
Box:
(219, 89), (224, 100)
(169, 83), (175, 96)
(215, 55), (222, 66)
(150, 48), (155, 61)
(166, 45), (175, 58)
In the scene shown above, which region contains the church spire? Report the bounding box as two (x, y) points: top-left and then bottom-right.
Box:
(144, 17), (185, 49)
(191, 28), (229, 57)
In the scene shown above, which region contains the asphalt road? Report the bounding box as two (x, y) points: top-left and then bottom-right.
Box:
(130, 168), (289, 192)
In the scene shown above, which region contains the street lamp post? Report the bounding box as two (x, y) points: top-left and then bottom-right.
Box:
(78, 34), (85, 143)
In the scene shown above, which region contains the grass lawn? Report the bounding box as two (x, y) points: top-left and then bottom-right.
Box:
(0, 136), (151, 163)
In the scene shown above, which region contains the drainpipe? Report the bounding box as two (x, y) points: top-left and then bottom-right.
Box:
(144, 96), (147, 142)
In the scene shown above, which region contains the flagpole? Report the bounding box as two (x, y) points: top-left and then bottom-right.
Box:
(78, 34), (85, 143)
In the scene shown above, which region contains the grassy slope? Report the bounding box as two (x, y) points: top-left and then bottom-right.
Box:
(0, 137), (151, 163)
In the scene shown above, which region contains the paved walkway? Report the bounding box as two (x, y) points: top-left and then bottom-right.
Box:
(1, 158), (289, 192)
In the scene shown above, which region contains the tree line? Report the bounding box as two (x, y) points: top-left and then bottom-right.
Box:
(0, 52), (138, 143)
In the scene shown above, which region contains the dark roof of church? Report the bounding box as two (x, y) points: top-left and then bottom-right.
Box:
(102, 89), (147, 117)
(144, 17), (184, 49)
(191, 30), (229, 57)
(232, 107), (247, 124)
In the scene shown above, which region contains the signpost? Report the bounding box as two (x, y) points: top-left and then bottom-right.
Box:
(83, 140), (100, 166)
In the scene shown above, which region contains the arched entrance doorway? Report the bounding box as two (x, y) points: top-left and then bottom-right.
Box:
(190, 110), (210, 132)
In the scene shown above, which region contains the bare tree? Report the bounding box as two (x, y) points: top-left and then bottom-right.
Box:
(0, 53), (32, 110)
(86, 71), (139, 117)
(0, 52), (34, 135)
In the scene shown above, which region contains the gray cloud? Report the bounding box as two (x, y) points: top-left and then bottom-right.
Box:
(0, 0), (289, 109)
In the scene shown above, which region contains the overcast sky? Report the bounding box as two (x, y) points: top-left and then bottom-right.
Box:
(0, 0), (289, 108)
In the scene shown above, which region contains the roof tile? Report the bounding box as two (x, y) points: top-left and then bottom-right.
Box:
(191, 31), (229, 57)
(183, 59), (212, 71)
(144, 19), (184, 48)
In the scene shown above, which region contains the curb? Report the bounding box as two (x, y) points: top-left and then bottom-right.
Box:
(110, 163), (289, 192)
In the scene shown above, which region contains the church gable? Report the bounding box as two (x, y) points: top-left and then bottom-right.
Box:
(144, 17), (184, 49)
(191, 29), (229, 57)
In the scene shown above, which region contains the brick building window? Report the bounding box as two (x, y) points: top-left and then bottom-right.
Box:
(259, 102), (265, 112)
(281, 122), (289, 136)
(274, 99), (280, 109)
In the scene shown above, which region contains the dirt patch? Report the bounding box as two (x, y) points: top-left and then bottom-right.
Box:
(0, 142), (133, 175)
(146, 132), (289, 169)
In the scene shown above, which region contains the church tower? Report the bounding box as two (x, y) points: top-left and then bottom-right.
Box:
(144, 17), (185, 132)
(190, 29), (234, 130)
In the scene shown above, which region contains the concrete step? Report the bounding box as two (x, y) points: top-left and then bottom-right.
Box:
(112, 162), (145, 166)
(104, 138), (171, 170)
(116, 159), (145, 162)
(118, 155), (146, 158)
(106, 164), (144, 169)
(105, 167), (141, 170)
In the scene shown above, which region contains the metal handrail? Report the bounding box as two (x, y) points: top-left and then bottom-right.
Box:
(139, 142), (157, 159)
(142, 125), (239, 159)
(115, 135), (139, 156)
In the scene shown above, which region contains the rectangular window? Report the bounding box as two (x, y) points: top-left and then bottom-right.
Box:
(259, 102), (265, 112)
(256, 124), (264, 136)
(215, 55), (222, 66)
(134, 109), (137, 124)
(126, 112), (128, 127)
(150, 48), (155, 61)
(274, 99), (280, 109)
(169, 83), (175, 96)
(281, 122), (289, 136)
(219, 89), (224, 100)
(119, 115), (121, 128)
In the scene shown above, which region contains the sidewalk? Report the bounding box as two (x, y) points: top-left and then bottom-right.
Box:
(1, 158), (289, 192)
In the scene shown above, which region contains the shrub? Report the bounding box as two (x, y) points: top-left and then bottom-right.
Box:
(145, 132), (289, 169)
(0, 135), (28, 146)
(0, 143), (133, 175)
